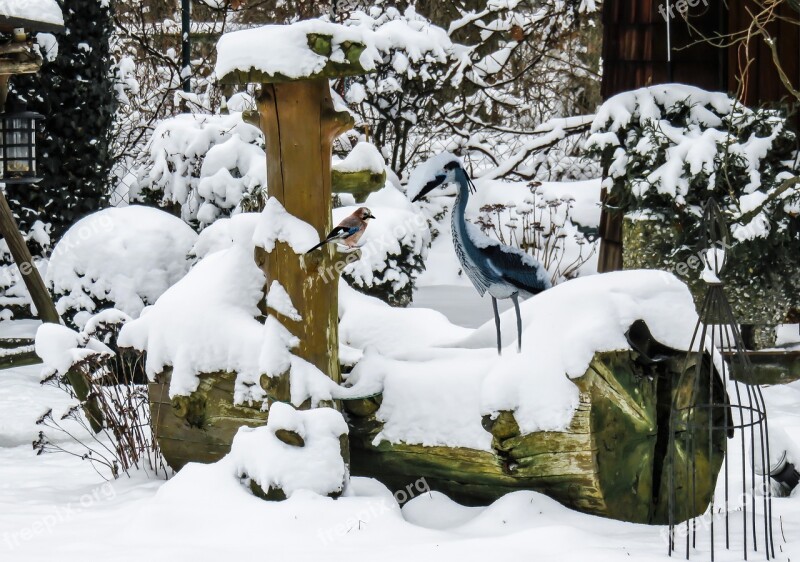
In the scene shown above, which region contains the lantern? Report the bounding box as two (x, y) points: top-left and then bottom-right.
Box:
(0, 108), (43, 184)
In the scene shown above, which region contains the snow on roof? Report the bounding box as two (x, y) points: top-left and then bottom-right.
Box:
(215, 12), (450, 82)
(0, 0), (63, 27)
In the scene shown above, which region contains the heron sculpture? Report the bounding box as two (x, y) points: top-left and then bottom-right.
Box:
(411, 156), (551, 354)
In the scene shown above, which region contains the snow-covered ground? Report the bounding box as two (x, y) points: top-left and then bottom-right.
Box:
(2, 357), (800, 561)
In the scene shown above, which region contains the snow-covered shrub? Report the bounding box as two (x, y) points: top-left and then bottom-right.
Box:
(337, 186), (431, 307)
(46, 206), (198, 328)
(134, 112), (266, 226)
(34, 312), (164, 479)
(231, 403), (349, 500)
(474, 181), (599, 285)
(586, 84), (800, 345)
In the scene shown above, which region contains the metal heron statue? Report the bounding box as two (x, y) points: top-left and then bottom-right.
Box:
(411, 156), (551, 354)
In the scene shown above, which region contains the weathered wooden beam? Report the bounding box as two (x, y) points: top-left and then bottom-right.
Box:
(0, 190), (60, 324)
(253, 78), (354, 395)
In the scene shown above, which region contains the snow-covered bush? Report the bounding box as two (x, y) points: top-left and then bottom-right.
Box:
(586, 84), (800, 344)
(46, 206), (198, 328)
(336, 186), (431, 307)
(134, 112), (266, 226)
(34, 311), (164, 479)
(473, 181), (599, 285)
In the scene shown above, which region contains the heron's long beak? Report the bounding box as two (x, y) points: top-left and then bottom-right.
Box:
(411, 174), (447, 203)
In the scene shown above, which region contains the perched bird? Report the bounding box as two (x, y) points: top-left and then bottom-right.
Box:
(411, 156), (551, 354)
(305, 207), (376, 254)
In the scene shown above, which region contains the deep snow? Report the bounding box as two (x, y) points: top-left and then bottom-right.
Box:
(2, 358), (800, 561)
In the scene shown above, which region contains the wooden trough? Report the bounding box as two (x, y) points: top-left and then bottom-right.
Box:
(147, 322), (727, 525)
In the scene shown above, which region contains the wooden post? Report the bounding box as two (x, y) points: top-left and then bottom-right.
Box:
(254, 78), (353, 396)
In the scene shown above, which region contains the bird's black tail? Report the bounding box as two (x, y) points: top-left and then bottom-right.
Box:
(305, 240), (328, 254)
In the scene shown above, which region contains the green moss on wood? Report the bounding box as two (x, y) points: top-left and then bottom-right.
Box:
(332, 169), (387, 203)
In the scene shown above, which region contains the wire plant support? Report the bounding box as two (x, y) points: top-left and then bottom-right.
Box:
(668, 198), (774, 561)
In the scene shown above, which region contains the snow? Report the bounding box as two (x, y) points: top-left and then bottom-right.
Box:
(190, 213), (260, 259)
(332, 141), (385, 174)
(34, 323), (112, 377)
(136, 113), (264, 225)
(45, 207), (198, 322)
(215, 12), (451, 81)
(117, 226), (338, 407)
(229, 403), (349, 498)
(3, 366), (800, 562)
(0, 0), (63, 26)
(340, 269), (701, 442)
(266, 281), (301, 322)
(253, 198), (320, 254)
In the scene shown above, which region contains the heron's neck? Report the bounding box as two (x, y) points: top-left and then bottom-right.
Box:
(451, 181), (473, 251)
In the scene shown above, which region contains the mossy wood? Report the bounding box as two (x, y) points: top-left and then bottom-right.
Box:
(218, 34), (370, 86)
(148, 370), (270, 471)
(251, 77), (354, 391)
(332, 169), (387, 203)
(346, 348), (725, 525)
(149, 342), (726, 523)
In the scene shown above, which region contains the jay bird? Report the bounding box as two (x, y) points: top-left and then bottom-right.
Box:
(305, 207), (376, 254)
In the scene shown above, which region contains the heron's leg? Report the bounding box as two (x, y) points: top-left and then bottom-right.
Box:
(511, 293), (522, 353)
(492, 297), (502, 355)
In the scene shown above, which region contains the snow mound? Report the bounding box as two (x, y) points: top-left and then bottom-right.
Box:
(340, 269), (700, 443)
(35, 323), (112, 377)
(230, 402), (349, 499)
(46, 206), (197, 324)
(253, 198), (320, 254)
(117, 224), (340, 406)
(333, 142), (385, 174)
(190, 213), (260, 259)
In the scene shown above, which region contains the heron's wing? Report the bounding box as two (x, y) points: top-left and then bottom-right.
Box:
(466, 223), (551, 295)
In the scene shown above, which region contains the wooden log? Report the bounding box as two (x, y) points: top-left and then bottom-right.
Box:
(332, 169), (387, 203)
(345, 348), (725, 524)
(148, 370), (269, 470)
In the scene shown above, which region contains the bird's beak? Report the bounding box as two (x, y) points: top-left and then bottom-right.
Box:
(367, 213), (376, 220)
(411, 174), (447, 203)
